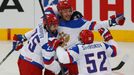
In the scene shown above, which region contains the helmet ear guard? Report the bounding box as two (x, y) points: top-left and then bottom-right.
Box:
(79, 30), (94, 44)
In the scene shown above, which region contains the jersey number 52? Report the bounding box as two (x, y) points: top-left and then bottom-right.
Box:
(85, 51), (107, 73)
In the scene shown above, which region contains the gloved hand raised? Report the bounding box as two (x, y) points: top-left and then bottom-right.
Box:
(98, 28), (113, 41)
(13, 34), (26, 51)
(109, 14), (125, 26)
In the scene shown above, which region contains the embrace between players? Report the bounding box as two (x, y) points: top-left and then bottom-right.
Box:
(12, 1), (125, 75)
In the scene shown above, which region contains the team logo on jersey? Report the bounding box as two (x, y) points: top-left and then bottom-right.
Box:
(43, 0), (59, 7)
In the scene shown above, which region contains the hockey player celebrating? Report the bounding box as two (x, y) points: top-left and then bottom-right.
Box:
(41, 0), (125, 75)
(42, 0), (125, 74)
(42, 0), (125, 50)
(13, 14), (62, 75)
(12, 0), (125, 75)
(55, 0), (125, 48)
(56, 28), (118, 75)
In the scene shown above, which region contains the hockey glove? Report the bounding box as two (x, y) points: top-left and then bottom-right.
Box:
(47, 32), (70, 50)
(50, 39), (63, 50)
(13, 34), (27, 42)
(70, 11), (83, 20)
(98, 28), (113, 41)
(13, 34), (26, 51)
(58, 32), (70, 47)
(109, 14), (125, 26)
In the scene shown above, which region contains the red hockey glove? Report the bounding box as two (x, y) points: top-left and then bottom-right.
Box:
(13, 34), (27, 42)
(98, 28), (113, 41)
(47, 32), (70, 50)
(13, 34), (24, 51)
(46, 39), (63, 51)
(50, 39), (63, 50)
(109, 14), (125, 26)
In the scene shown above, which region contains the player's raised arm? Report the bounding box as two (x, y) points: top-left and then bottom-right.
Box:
(98, 28), (118, 57)
(87, 14), (125, 31)
(24, 28), (37, 40)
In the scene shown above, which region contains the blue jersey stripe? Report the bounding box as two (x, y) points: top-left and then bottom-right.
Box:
(110, 45), (117, 57)
(89, 21), (96, 30)
(69, 45), (79, 54)
(60, 18), (87, 28)
(104, 43), (117, 57)
(43, 57), (54, 65)
(103, 43), (109, 49)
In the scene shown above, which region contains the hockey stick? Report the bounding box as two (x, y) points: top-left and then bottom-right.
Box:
(112, 61), (125, 71)
(0, 42), (16, 65)
(112, 54), (129, 71)
(39, 0), (49, 27)
(39, 0), (45, 15)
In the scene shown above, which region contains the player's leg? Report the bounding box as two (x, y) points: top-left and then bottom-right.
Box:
(62, 63), (78, 75)
(18, 58), (42, 75)
(44, 69), (55, 75)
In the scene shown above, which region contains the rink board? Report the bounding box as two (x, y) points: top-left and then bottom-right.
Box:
(0, 28), (134, 42)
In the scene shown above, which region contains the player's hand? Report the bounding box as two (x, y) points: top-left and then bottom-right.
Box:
(13, 34), (25, 51)
(58, 32), (70, 47)
(110, 14), (125, 26)
(98, 28), (113, 41)
(14, 43), (23, 51)
(70, 11), (83, 20)
(47, 32), (70, 50)
(50, 39), (63, 50)
(13, 34), (27, 42)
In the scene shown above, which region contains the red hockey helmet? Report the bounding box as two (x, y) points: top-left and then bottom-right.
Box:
(57, 0), (72, 11)
(79, 30), (94, 44)
(43, 14), (59, 28)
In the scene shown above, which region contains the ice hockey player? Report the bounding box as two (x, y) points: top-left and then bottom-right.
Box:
(56, 28), (118, 75)
(43, 0), (125, 74)
(13, 14), (62, 75)
(44, 0), (125, 49)
(13, 0), (125, 74)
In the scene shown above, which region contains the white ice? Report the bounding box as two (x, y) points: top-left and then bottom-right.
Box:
(0, 41), (134, 75)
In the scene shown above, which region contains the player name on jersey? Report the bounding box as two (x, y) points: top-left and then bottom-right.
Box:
(82, 44), (102, 50)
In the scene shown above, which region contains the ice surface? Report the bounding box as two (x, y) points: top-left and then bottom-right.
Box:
(0, 41), (134, 75)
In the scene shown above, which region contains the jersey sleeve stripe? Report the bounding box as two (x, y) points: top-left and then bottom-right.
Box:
(43, 57), (54, 65)
(69, 45), (79, 54)
(103, 42), (117, 57)
(103, 43), (109, 49)
(110, 45), (117, 57)
(89, 21), (96, 30)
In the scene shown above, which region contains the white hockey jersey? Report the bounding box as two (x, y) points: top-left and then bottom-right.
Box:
(19, 23), (61, 74)
(44, 5), (111, 48)
(56, 40), (117, 75)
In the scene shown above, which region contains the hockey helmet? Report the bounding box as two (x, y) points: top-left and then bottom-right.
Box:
(57, 0), (72, 11)
(79, 30), (94, 44)
(43, 14), (59, 28)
